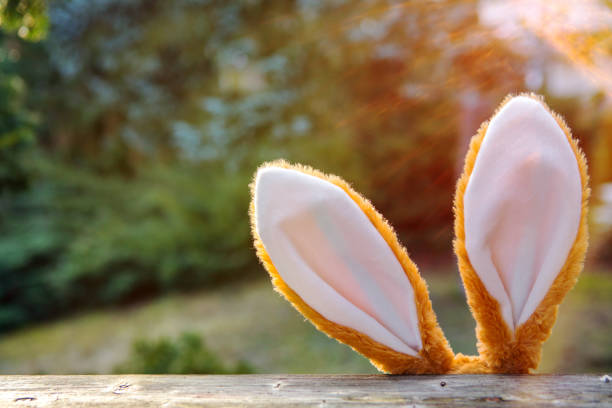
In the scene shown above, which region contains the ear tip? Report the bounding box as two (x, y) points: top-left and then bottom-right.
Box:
(499, 95), (549, 118)
(255, 166), (291, 191)
(489, 95), (559, 137)
(255, 165), (321, 207)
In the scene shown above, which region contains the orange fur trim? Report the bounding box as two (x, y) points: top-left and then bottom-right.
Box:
(249, 160), (454, 374)
(453, 93), (590, 373)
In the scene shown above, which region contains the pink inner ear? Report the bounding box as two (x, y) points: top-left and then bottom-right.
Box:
(255, 167), (422, 355)
(464, 96), (582, 331)
(280, 213), (374, 320)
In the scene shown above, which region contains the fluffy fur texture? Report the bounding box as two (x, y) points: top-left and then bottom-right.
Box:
(250, 93), (589, 374)
(453, 93), (590, 373)
(250, 160), (454, 374)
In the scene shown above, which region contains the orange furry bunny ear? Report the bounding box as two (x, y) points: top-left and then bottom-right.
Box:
(454, 94), (590, 373)
(249, 161), (453, 374)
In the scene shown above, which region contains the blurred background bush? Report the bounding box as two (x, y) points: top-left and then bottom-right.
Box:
(0, 0), (610, 374)
(113, 331), (253, 374)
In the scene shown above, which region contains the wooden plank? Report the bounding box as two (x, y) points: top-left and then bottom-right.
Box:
(0, 375), (610, 407)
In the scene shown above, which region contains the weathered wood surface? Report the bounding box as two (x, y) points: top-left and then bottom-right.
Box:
(1, 375), (610, 407)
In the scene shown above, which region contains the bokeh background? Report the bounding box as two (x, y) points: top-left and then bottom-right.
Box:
(1, 0), (611, 375)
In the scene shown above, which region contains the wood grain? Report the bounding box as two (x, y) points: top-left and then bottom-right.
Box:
(1, 375), (610, 407)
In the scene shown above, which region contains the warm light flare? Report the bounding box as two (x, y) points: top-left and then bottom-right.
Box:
(481, 0), (612, 98)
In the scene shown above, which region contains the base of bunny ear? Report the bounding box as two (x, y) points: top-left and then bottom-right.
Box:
(448, 354), (491, 374)
(453, 93), (590, 374)
(249, 160), (455, 375)
(251, 224), (446, 375)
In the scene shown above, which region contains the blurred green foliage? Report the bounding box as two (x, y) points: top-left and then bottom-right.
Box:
(114, 332), (254, 374)
(0, 0), (48, 40)
(0, 0), (46, 192)
(0, 154), (256, 330)
(565, 273), (612, 372)
(1, 0), (611, 335)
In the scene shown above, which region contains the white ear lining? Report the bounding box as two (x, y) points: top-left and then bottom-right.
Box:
(464, 96), (582, 331)
(255, 167), (422, 355)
